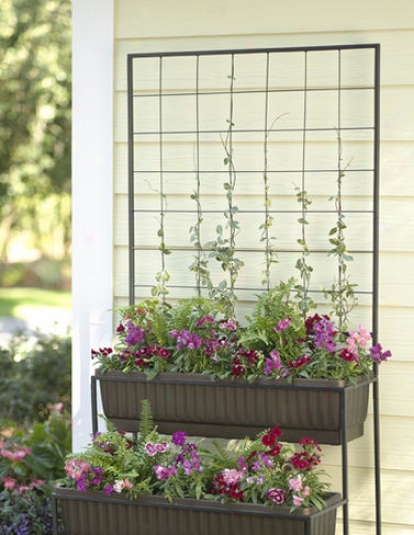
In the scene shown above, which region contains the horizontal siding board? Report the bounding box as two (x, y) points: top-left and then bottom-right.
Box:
(115, 85), (414, 143)
(336, 521), (414, 535)
(322, 466), (414, 526)
(321, 414), (414, 471)
(115, 140), (414, 197)
(114, 192), (414, 254)
(115, 30), (414, 89)
(116, 0), (414, 38)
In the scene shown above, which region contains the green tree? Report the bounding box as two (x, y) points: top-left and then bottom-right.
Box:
(0, 0), (71, 263)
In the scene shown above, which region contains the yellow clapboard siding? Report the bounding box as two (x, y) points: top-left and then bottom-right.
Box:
(321, 465), (414, 526)
(116, 0), (414, 39)
(321, 414), (414, 471)
(114, 191), (414, 255)
(335, 520), (414, 535)
(115, 84), (414, 143)
(115, 29), (414, 89)
(115, 139), (414, 198)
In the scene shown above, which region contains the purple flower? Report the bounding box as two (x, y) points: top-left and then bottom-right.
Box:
(171, 328), (203, 350)
(370, 343), (392, 364)
(124, 321), (145, 346)
(313, 317), (337, 353)
(264, 350), (282, 375)
(172, 430), (188, 446)
(76, 476), (89, 492)
(258, 452), (273, 468)
(104, 484), (114, 495)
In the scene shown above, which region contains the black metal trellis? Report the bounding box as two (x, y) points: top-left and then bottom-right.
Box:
(127, 44), (381, 535)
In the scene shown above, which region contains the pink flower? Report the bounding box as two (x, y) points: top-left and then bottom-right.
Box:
(1, 447), (31, 461)
(347, 325), (371, 351)
(64, 459), (91, 481)
(2, 477), (16, 490)
(292, 494), (304, 506)
(302, 486), (311, 497)
(113, 478), (133, 493)
(222, 468), (244, 485)
(288, 476), (303, 492)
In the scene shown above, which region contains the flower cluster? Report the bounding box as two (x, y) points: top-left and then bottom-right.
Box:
(0, 441), (47, 495)
(63, 405), (329, 511)
(92, 291), (391, 382)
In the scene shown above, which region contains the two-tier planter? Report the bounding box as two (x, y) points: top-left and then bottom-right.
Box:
(53, 487), (344, 535)
(92, 370), (371, 445)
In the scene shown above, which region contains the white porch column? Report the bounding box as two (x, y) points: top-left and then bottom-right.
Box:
(71, 0), (114, 451)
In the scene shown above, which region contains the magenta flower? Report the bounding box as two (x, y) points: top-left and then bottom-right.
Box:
(144, 442), (158, 456)
(274, 318), (291, 332)
(267, 488), (286, 504)
(196, 315), (215, 328)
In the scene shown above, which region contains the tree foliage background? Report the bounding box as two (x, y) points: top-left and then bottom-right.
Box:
(0, 0), (71, 282)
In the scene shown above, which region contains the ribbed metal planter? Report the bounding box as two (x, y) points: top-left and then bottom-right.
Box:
(54, 488), (342, 535)
(94, 371), (370, 444)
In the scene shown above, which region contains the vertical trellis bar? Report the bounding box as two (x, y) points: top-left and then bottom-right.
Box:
(372, 43), (381, 535)
(127, 55), (135, 305)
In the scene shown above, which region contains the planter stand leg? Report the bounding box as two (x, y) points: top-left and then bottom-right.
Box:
(373, 376), (382, 535)
(341, 388), (349, 535)
(91, 375), (98, 435)
(52, 493), (58, 535)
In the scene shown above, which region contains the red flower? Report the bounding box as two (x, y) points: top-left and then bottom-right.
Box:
(291, 452), (321, 471)
(299, 437), (322, 452)
(158, 347), (171, 359)
(261, 426), (281, 447)
(231, 358), (245, 376)
(268, 443), (282, 457)
(340, 348), (357, 362)
(211, 474), (244, 500)
(288, 355), (312, 369)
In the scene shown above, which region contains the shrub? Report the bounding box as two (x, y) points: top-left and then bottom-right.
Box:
(0, 407), (71, 534)
(0, 488), (65, 534)
(0, 333), (71, 423)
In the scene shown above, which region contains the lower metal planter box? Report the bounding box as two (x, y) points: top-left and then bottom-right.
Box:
(93, 371), (371, 444)
(54, 488), (343, 535)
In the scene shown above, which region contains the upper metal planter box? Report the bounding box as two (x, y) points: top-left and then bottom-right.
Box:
(94, 371), (371, 444)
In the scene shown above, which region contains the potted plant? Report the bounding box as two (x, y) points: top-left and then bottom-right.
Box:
(91, 280), (391, 444)
(54, 401), (343, 535)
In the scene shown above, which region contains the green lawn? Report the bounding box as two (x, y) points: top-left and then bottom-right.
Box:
(0, 287), (71, 319)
